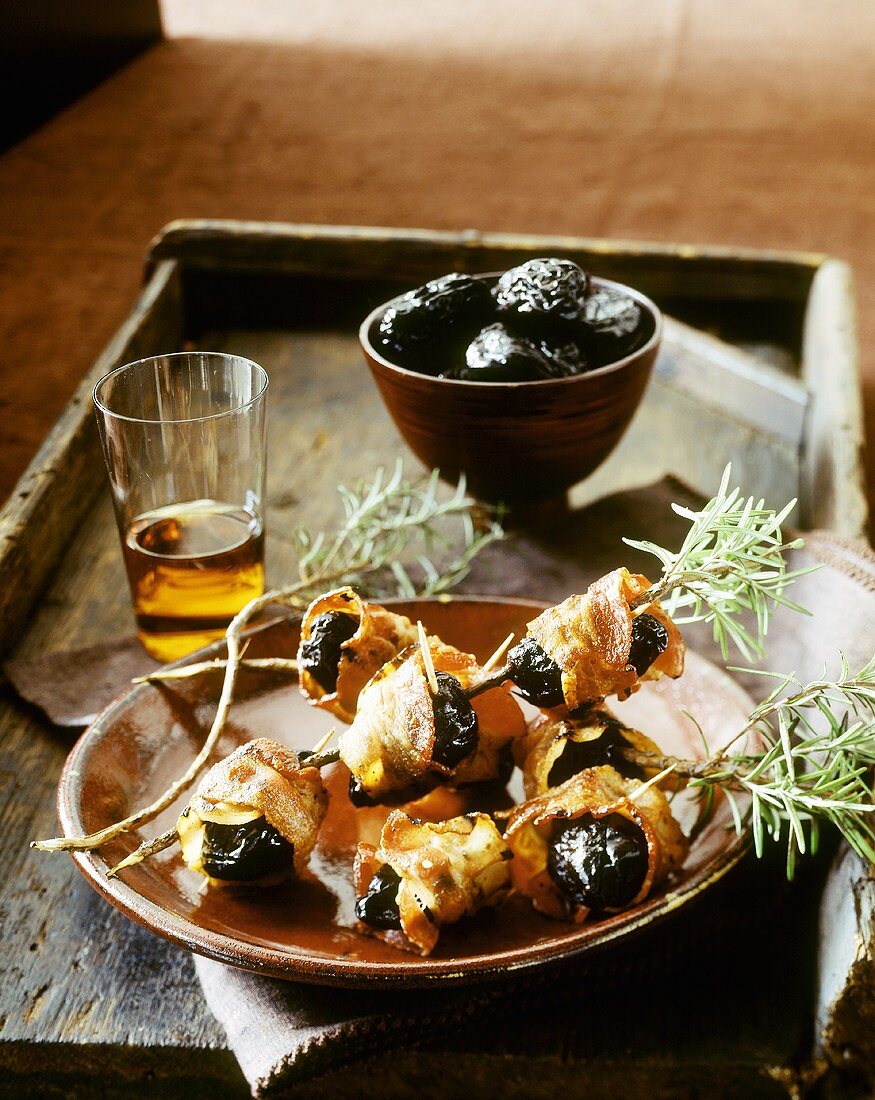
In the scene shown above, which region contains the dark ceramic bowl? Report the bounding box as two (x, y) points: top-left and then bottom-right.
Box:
(360, 274), (662, 503)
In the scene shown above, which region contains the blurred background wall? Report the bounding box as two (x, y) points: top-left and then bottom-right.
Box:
(0, 1), (161, 151)
(0, 1), (873, 522)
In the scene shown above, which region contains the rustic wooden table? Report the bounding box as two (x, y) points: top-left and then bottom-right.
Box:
(0, 224), (864, 1097)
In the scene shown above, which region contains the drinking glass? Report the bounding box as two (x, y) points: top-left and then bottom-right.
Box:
(93, 352), (268, 662)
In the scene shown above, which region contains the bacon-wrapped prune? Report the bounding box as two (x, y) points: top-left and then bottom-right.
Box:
(354, 810), (512, 954)
(504, 765), (688, 922)
(176, 739), (328, 886)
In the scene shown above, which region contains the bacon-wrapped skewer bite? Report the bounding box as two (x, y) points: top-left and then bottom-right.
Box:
(338, 626), (525, 806)
(354, 810), (513, 955)
(471, 569), (684, 712)
(110, 739), (328, 886)
(297, 587), (420, 723)
(516, 709), (670, 799)
(504, 765), (688, 922)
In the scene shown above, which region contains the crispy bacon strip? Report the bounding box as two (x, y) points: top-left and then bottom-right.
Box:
(298, 587), (419, 722)
(177, 738), (328, 883)
(526, 568), (684, 708)
(504, 765), (688, 922)
(337, 640), (524, 803)
(355, 810), (512, 955)
(516, 709), (669, 799)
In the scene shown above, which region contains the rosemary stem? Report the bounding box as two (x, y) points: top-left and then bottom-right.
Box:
(304, 748), (341, 769)
(106, 827), (180, 878)
(618, 746), (734, 781)
(135, 657), (299, 684)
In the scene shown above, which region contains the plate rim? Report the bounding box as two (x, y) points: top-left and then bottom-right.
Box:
(57, 594), (752, 988)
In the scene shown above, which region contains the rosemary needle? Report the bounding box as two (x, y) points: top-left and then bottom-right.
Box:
(625, 463), (817, 660)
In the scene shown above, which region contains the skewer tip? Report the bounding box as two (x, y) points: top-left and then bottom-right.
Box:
(417, 620), (440, 695)
(308, 727), (337, 757)
(483, 632), (515, 672)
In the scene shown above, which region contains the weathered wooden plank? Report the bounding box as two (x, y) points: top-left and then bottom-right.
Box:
(658, 316), (808, 447)
(0, 259), (182, 659)
(816, 845), (875, 1092)
(800, 259), (868, 537)
(147, 218), (823, 303)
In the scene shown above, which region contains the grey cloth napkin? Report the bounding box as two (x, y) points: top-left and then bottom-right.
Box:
(194, 531), (875, 1097)
(195, 956), (534, 1096)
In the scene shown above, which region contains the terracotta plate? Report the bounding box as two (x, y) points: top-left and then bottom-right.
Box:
(58, 597), (754, 988)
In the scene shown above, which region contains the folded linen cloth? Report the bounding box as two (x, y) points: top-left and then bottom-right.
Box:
(194, 954), (544, 1095)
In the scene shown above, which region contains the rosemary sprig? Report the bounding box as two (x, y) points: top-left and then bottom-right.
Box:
(33, 462), (502, 854)
(293, 462), (503, 599)
(625, 464), (815, 660)
(622, 657), (875, 876)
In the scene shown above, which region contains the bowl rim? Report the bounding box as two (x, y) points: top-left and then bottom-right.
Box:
(359, 272), (663, 388)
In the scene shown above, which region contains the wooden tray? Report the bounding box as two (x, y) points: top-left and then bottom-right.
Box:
(0, 221), (864, 659)
(0, 222), (863, 1094)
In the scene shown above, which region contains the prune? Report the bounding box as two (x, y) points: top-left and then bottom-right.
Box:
(431, 670), (479, 767)
(452, 323), (555, 382)
(376, 273), (492, 364)
(348, 774), (379, 807)
(201, 818), (295, 882)
(299, 611), (358, 693)
(547, 813), (648, 911)
(355, 863), (402, 929)
(506, 636), (565, 708)
(583, 288), (647, 363)
(547, 723), (645, 788)
(537, 338), (588, 377)
(627, 613), (668, 675)
(494, 258), (589, 331)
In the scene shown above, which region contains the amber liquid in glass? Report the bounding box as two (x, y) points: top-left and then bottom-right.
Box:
(123, 500), (265, 662)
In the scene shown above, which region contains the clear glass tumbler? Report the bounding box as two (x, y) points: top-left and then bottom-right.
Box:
(93, 352), (268, 662)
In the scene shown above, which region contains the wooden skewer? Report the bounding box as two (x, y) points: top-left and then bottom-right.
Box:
(417, 620), (440, 695)
(626, 763), (678, 804)
(482, 632), (515, 672)
(308, 727), (336, 756)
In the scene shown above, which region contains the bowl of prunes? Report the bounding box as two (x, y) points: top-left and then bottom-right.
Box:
(360, 257), (661, 503)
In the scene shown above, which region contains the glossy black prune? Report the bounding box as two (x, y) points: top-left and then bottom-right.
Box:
(299, 611), (359, 693)
(200, 818), (295, 883)
(627, 613), (669, 676)
(547, 812), (648, 911)
(451, 323), (556, 382)
(431, 670), (479, 767)
(377, 273), (492, 363)
(494, 258), (590, 331)
(536, 338), (588, 377)
(547, 722), (645, 788)
(583, 288), (647, 363)
(506, 636), (565, 708)
(355, 863), (403, 929)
